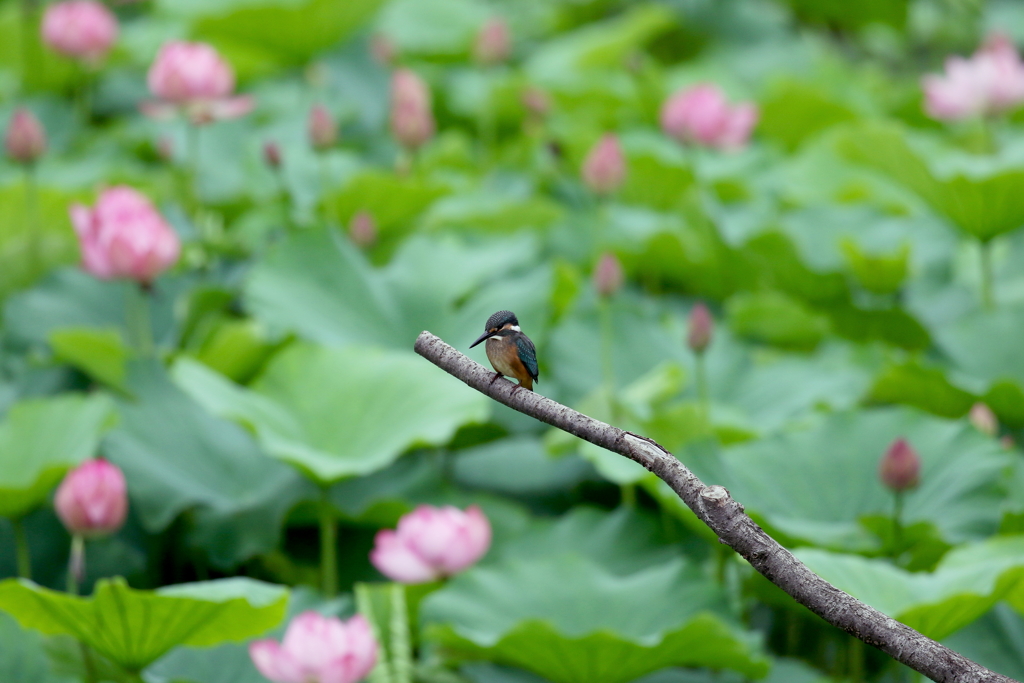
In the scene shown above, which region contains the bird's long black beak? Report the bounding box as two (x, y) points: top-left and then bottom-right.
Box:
(470, 330), (495, 348)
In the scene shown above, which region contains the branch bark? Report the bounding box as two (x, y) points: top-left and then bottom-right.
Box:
(414, 331), (1017, 683)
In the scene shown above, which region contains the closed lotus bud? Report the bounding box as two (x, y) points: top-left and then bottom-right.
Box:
(879, 438), (921, 493)
(41, 0), (118, 65)
(307, 104), (337, 151)
(581, 134), (625, 195)
(593, 252), (623, 297)
(969, 402), (997, 436)
(263, 141), (282, 169)
(70, 186), (180, 284)
(349, 210), (377, 248)
(687, 302), (713, 354)
(661, 84), (759, 151)
(521, 87), (551, 118)
(390, 68), (435, 150)
(250, 612), (378, 683)
(54, 458), (128, 538)
(4, 108), (46, 164)
(473, 17), (511, 65)
(370, 505), (491, 583)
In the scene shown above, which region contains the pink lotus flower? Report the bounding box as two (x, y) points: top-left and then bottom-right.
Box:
(390, 69), (435, 151)
(70, 186), (180, 284)
(308, 104), (338, 151)
(370, 505), (491, 583)
(141, 41), (253, 125)
(349, 211), (377, 248)
(250, 611), (377, 683)
(473, 17), (511, 65)
(581, 134), (626, 195)
(41, 0), (117, 65)
(54, 458), (128, 538)
(593, 252), (624, 297)
(969, 402), (998, 436)
(923, 33), (1024, 120)
(879, 438), (921, 493)
(4, 109), (46, 164)
(687, 302), (713, 354)
(263, 141), (282, 169)
(661, 84), (758, 151)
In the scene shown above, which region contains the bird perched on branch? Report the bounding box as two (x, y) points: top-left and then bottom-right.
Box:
(470, 310), (538, 391)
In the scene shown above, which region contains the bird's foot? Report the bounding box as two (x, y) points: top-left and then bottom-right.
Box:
(490, 372), (502, 385)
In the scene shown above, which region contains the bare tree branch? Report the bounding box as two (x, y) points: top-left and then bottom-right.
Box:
(414, 331), (1017, 683)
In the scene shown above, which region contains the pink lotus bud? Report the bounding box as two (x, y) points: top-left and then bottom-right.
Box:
(142, 41), (253, 125)
(922, 34), (1024, 120)
(661, 84), (758, 151)
(4, 109), (46, 164)
(521, 87), (550, 118)
(54, 458), (127, 538)
(879, 438), (921, 492)
(969, 402), (998, 436)
(370, 505), (491, 583)
(473, 17), (511, 65)
(370, 33), (396, 65)
(687, 302), (713, 354)
(581, 134), (625, 195)
(263, 141), (281, 169)
(390, 68), (435, 150)
(308, 104), (337, 151)
(593, 252), (624, 297)
(69, 186), (180, 284)
(41, 0), (117, 65)
(349, 211), (377, 248)
(250, 612), (378, 683)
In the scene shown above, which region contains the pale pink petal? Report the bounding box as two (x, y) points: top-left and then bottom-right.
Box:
(369, 530), (439, 583)
(249, 640), (307, 683)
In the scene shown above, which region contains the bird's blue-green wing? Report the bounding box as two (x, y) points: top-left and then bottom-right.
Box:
(516, 335), (539, 382)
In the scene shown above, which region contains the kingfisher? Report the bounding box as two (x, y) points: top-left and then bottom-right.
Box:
(470, 310), (539, 391)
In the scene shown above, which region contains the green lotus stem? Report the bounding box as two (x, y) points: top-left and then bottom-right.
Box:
(125, 283), (154, 356)
(979, 240), (994, 311)
(599, 299), (616, 393)
(318, 488), (338, 597)
(20, 0), (39, 90)
(355, 584), (393, 683)
(80, 642), (98, 683)
(67, 534), (84, 595)
(695, 352), (710, 425)
(24, 164), (40, 278)
(891, 490), (904, 559)
(620, 483), (636, 508)
(389, 583), (413, 683)
(12, 517), (31, 580)
(848, 635), (864, 682)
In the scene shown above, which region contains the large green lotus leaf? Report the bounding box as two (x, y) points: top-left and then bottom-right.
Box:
(718, 408), (1009, 550)
(759, 80), (860, 152)
(794, 540), (1024, 640)
(838, 122), (1024, 241)
(244, 229), (551, 351)
(491, 507), (680, 577)
(0, 611), (73, 683)
(375, 0), (489, 57)
(171, 344), (489, 485)
(0, 6), (78, 91)
(420, 191), (564, 235)
(0, 577), (287, 672)
(102, 360), (304, 566)
(0, 394), (116, 518)
(0, 184), (87, 297)
(726, 290), (830, 351)
(323, 170), (450, 256)
(49, 328), (131, 392)
(156, 0), (383, 76)
(867, 360), (977, 419)
(3, 268), (183, 350)
(931, 304), (1024, 389)
(422, 555), (768, 683)
(453, 436), (596, 496)
(525, 5), (676, 86)
(943, 603), (1024, 681)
